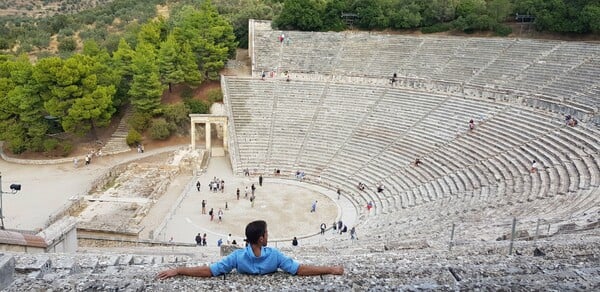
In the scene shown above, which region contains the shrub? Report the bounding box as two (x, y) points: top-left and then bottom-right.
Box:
(128, 112), (152, 132)
(493, 24), (513, 36)
(181, 86), (195, 100)
(17, 42), (33, 54)
(421, 23), (452, 34)
(0, 38), (10, 50)
(207, 88), (223, 103)
(59, 28), (75, 37)
(185, 99), (210, 114)
(58, 37), (77, 52)
(149, 118), (171, 140)
(7, 137), (27, 154)
(28, 136), (45, 152)
(60, 141), (73, 156)
(43, 138), (59, 152)
(31, 33), (51, 49)
(162, 103), (190, 132)
(126, 128), (142, 146)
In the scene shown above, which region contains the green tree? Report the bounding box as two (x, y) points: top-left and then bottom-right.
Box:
(487, 0), (512, 23)
(0, 55), (48, 153)
(421, 0), (456, 26)
(58, 36), (77, 53)
(158, 34), (184, 93)
(172, 1), (237, 80)
(33, 57), (80, 121)
(515, 0), (593, 33)
(83, 40), (124, 107)
(158, 33), (203, 92)
(162, 102), (191, 134)
(456, 0), (487, 18)
(62, 83), (116, 137)
(137, 18), (167, 51)
(214, 0), (281, 48)
(34, 54), (118, 138)
(353, 0), (389, 29)
(179, 41), (203, 85)
(129, 43), (163, 113)
(389, 1), (422, 29)
(273, 0), (326, 31)
(112, 38), (136, 103)
(583, 4), (600, 33)
(149, 118), (171, 140)
(321, 0), (352, 31)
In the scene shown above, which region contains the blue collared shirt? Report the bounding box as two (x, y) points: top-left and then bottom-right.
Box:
(209, 245), (300, 276)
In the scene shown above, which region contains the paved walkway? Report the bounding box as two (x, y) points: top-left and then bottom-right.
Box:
(0, 145), (186, 231)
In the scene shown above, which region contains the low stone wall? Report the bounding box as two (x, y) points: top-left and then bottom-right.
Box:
(78, 235), (197, 248)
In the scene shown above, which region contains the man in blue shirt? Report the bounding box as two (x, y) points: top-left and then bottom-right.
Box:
(156, 220), (344, 279)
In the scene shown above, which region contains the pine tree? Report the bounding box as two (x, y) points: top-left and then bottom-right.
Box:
(129, 43), (163, 113)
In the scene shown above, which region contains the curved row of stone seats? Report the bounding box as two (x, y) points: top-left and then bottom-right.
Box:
(430, 38), (510, 83)
(320, 213), (599, 261)
(382, 103), (600, 212)
(300, 231), (600, 289)
(224, 77), (599, 219)
(310, 90), (502, 212)
(2, 246), (225, 291)
(469, 39), (559, 88)
(350, 194), (599, 251)
(4, 229), (598, 291)
(251, 21), (600, 111)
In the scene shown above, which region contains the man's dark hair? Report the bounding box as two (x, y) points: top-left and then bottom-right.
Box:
(246, 220), (267, 244)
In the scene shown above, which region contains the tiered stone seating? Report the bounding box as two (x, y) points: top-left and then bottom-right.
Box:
(278, 32), (342, 75)
(540, 57), (600, 102)
(224, 76), (598, 224)
(434, 38), (511, 82)
(252, 22), (600, 113)
(4, 233), (599, 290)
(470, 39), (558, 88)
(225, 78), (275, 172)
(268, 81), (325, 170)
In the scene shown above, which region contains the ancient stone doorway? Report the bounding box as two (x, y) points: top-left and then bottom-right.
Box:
(189, 115), (228, 156)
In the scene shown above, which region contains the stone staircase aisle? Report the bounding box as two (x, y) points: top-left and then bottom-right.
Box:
(100, 108), (133, 155)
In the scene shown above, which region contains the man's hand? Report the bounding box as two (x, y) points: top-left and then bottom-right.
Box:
(156, 268), (178, 280)
(297, 264), (345, 276)
(330, 266), (344, 275)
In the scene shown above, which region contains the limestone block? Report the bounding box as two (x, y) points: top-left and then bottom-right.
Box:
(118, 255), (133, 266)
(220, 245), (242, 256)
(0, 255), (15, 290)
(14, 256), (50, 273)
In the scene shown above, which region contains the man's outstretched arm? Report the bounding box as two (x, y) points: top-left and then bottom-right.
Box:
(156, 266), (213, 279)
(296, 265), (344, 276)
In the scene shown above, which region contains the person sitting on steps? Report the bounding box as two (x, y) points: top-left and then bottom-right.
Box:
(156, 220), (344, 279)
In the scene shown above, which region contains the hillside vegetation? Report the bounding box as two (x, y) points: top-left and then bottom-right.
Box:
(0, 0), (234, 155)
(0, 0), (114, 17)
(273, 0), (600, 36)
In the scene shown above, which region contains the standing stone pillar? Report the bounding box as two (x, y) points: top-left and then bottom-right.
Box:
(205, 122), (212, 151)
(191, 122), (196, 149)
(222, 121), (228, 152)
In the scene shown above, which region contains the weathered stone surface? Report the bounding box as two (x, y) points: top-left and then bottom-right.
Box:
(220, 244), (242, 256)
(2, 234), (598, 292)
(0, 255), (15, 290)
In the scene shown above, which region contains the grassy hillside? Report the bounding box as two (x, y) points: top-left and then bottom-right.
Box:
(0, 0), (115, 17)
